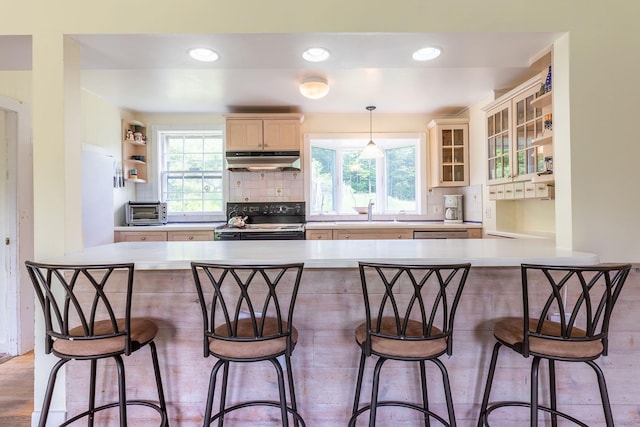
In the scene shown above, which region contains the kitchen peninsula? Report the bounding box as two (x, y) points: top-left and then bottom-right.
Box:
(43, 239), (640, 426)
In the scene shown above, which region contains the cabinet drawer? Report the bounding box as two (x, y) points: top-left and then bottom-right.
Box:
(488, 186), (498, 201)
(116, 231), (167, 242)
(167, 231), (214, 241)
(503, 183), (515, 200)
(524, 182), (537, 199)
(535, 183), (555, 199)
(495, 184), (505, 200)
(512, 182), (525, 199)
(306, 230), (332, 240)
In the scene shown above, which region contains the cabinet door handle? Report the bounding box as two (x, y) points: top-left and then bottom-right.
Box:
(344, 235), (350, 239)
(141, 236), (146, 241)
(188, 236), (194, 240)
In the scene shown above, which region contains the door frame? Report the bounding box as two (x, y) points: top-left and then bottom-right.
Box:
(1, 95), (34, 355)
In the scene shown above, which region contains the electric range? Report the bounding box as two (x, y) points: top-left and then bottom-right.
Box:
(214, 202), (306, 240)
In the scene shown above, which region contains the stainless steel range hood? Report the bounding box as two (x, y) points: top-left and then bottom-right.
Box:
(225, 150), (301, 171)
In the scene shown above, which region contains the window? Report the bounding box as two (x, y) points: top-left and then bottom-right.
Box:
(308, 134), (423, 215)
(158, 130), (224, 220)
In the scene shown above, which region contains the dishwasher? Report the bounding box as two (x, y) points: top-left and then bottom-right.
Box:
(413, 230), (469, 239)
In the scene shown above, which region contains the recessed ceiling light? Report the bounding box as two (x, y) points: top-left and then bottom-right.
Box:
(189, 48), (219, 62)
(302, 47), (330, 63)
(412, 46), (442, 62)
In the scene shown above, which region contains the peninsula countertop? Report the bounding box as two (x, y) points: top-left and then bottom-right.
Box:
(47, 239), (599, 270)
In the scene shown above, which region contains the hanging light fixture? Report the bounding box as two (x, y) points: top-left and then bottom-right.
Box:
(360, 106), (384, 159)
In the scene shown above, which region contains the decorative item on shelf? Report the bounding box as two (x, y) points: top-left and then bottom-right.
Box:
(544, 156), (553, 173)
(544, 65), (552, 93)
(360, 106), (384, 159)
(129, 168), (138, 179)
(126, 129), (134, 140)
(131, 155), (145, 162)
(544, 113), (553, 130)
(133, 131), (144, 143)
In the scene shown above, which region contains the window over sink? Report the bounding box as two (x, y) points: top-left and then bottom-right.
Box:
(307, 133), (423, 216)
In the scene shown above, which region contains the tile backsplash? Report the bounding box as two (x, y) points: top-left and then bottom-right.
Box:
(228, 171), (305, 202)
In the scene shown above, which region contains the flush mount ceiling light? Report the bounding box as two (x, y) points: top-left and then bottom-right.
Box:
(299, 76), (330, 99)
(360, 106), (384, 159)
(188, 47), (219, 62)
(302, 47), (330, 63)
(412, 46), (442, 62)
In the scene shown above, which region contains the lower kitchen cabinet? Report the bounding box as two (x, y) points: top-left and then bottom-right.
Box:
(333, 229), (414, 240)
(167, 231), (214, 241)
(115, 230), (214, 242)
(306, 230), (333, 240)
(115, 231), (168, 242)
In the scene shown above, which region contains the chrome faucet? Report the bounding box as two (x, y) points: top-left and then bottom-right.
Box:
(367, 199), (374, 221)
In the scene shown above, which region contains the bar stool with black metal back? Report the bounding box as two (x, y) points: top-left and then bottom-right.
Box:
(25, 261), (169, 427)
(349, 262), (472, 427)
(190, 262), (306, 427)
(477, 263), (632, 427)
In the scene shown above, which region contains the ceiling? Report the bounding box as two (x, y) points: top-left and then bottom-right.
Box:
(0, 32), (561, 115)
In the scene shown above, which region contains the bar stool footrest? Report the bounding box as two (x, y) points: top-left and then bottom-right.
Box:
(349, 400), (451, 427)
(61, 400), (169, 427)
(207, 400), (306, 426)
(480, 401), (590, 427)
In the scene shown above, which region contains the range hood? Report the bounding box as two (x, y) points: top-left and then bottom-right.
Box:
(225, 150), (301, 172)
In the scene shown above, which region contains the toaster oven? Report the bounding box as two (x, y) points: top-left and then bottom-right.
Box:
(125, 202), (168, 225)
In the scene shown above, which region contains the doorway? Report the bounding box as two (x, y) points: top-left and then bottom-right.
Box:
(0, 95), (34, 357)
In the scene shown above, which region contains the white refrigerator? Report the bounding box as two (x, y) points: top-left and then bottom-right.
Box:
(81, 147), (115, 247)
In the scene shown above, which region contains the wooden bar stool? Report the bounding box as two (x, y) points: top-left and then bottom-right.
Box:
(477, 263), (632, 427)
(349, 262), (471, 427)
(25, 261), (169, 427)
(190, 262), (306, 427)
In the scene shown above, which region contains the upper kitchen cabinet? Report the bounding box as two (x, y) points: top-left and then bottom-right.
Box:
(427, 118), (469, 188)
(484, 56), (555, 201)
(225, 113), (304, 151)
(122, 119), (148, 183)
(485, 76), (551, 189)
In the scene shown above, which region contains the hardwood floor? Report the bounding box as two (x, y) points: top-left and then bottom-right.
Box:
(0, 351), (33, 427)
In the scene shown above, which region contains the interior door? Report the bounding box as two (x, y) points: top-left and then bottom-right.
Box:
(0, 108), (9, 355)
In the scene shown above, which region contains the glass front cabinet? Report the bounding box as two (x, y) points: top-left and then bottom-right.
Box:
(485, 78), (547, 188)
(428, 118), (469, 188)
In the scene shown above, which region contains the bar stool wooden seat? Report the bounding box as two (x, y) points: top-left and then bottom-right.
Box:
(348, 262), (471, 427)
(477, 263), (632, 427)
(190, 262), (306, 427)
(25, 261), (169, 427)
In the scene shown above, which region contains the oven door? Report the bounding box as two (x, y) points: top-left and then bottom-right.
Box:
(240, 231), (305, 240)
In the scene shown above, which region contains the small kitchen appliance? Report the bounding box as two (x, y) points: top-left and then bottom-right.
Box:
(125, 201), (168, 226)
(215, 202), (305, 240)
(443, 195), (463, 223)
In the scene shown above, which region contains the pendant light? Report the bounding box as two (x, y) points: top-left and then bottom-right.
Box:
(360, 106), (384, 159)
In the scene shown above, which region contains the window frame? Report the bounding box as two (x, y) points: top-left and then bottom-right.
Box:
(304, 132), (426, 219)
(152, 125), (227, 223)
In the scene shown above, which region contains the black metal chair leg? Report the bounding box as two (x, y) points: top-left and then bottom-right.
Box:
(477, 341), (502, 427)
(420, 360), (431, 427)
(433, 358), (456, 427)
(369, 356), (387, 427)
(89, 359), (97, 427)
(285, 354), (300, 427)
(549, 359), (557, 427)
(351, 350), (367, 419)
(218, 361), (230, 427)
(149, 341), (169, 426)
(270, 357), (290, 427)
(588, 360), (615, 427)
(204, 359), (224, 427)
(530, 356), (541, 427)
(38, 358), (68, 427)
(113, 355), (127, 427)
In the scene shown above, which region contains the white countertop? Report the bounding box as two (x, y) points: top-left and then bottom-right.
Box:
(46, 239), (598, 270)
(114, 222), (224, 231)
(305, 221), (482, 230)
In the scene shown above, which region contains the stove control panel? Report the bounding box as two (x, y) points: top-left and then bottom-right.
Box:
(227, 202), (305, 218)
